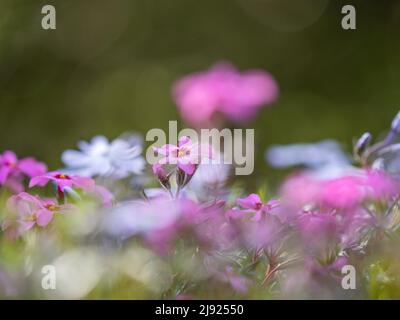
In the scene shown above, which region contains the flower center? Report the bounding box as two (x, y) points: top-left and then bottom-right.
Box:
(24, 215), (36, 222)
(177, 149), (189, 157)
(4, 161), (16, 168)
(46, 205), (57, 211)
(56, 173), (70, 180)
(255, 203), (263, 210)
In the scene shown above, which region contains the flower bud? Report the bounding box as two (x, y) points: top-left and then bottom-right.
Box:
(391, 111), (400, 134)
(354, 132), (372, 158)
(152, 163), (171, 190)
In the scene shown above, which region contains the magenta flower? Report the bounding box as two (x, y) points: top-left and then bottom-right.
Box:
(29, 171), (95, 191)
(226, 193), (279, 222)
(153, 136), (213, 175)
(2, 192), (73, 237)
(29, 171), (113, 206)
(366, 169), (400, 200)
(0, 151), (47, 193)
(173, 62), (279, 127)
(319, 176), (366, 209)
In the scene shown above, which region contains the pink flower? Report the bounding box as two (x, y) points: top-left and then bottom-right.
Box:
(29, 171), (95, 191)
(153, 136), (213, 175)
(319, 176), (366, 209)
(366, 169), (400, 200)
(281, 172), (372, 210)
(0, 151), (47, 193)
(2, 192), (73, 237)
(226, 193), (279, 221)
(280, 173), (321, 208)
(296, 211), (340, 254)
(173, 62), (279, 127)
(29, 171), (113, 206)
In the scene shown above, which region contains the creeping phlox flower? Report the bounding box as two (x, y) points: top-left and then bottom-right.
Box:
(62, 135), (145, 178)
(2, 192), (73, 238)
(0, 151), (47, 193)
(281, 169), (400, 210)
(152, 136), (214, 196)
(29, 171), (113, 207)
(173, 62), (279, 127)
(226, 193), (279, 222)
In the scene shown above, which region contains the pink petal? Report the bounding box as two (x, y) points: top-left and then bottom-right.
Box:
(72, 176), (96, 192)
(36, 209), (54, 227)
(178, 136), (191, 147)
(18, 158), (47, 177)
(236, 193), (262, 209)
(178, 162), (196, 175)
(0, 166), (12, 184)
(2, 151), (18, 164)
(95, 185), (113, 207)
(29, 175), (51, 188)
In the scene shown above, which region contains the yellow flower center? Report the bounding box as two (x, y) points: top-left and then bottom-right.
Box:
(177, 149), (189, 157)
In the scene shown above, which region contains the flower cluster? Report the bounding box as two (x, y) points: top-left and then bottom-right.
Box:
(1, 63), (400, 300)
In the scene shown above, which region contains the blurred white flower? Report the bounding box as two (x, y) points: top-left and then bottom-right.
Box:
(266, 140), (356, 180)
(61, 135), (145, 179)
(187, 152), (231, 200)
(103, 199), (181, 239)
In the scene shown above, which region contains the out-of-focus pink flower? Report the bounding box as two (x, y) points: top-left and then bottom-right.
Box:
(296, 211), (339, 254)
(366, 169), (400, 200)
(226, 193), (279, 222)
(153, 136), (213, 175)
(173, 62), (279, 127)
(280, 173), (321, 208)
(0, 151), (47, 193)
(319, 176), (366, 209)
(2, 192), (73, 237)
(282, 169), (400, 211)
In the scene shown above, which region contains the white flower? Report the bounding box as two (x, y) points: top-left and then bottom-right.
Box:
(187, 151), (231, 200)
(265, 140), (357, 180)
(61, 135), (145, 179)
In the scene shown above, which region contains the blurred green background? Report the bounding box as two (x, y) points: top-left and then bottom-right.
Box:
(0, 0), (399, 186)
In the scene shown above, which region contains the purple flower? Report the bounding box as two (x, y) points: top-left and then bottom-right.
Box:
(0, 151), (47, 193)
(226, 193), (279, 222)
(173, 62), (279, 127)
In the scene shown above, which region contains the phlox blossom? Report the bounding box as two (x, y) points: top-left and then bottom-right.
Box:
(0, 151), (47, 193)
(153, 136), (213, 175)
(2, 192), (73, 237)
(173, 62), (278, 127)
(29, 171), (113, 207)
(226, 193), (279, 222)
